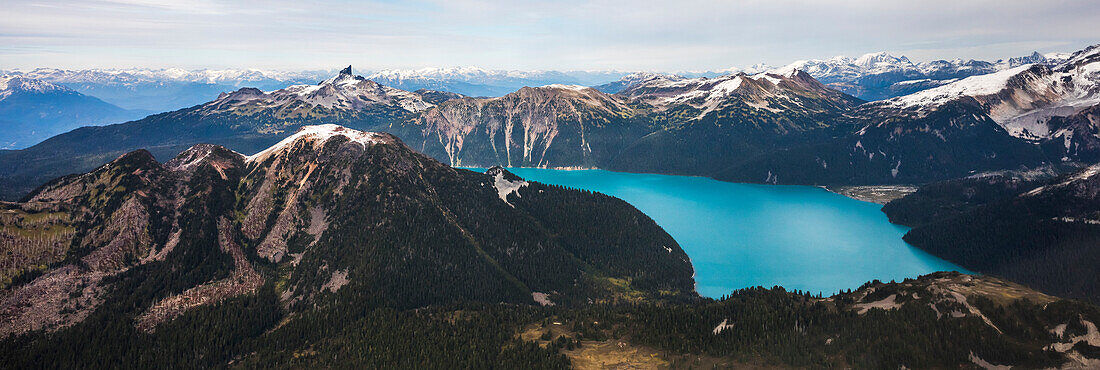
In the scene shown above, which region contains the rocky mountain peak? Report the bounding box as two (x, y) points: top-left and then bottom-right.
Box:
(1059, 43), (1100, 71)
(215, 87), (266, 102)
(246, 124), (393, 165)
(621, 68), (857, 115)
(339, 65), (353, 76)
(165, 144), (244, 174)
(0, 75), (72, 99)
(853, 51), (911, 69)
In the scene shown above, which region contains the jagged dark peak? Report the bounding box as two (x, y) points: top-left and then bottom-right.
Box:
(787, 69), (817, 82)
(200, 66), (434, 115)
(320, 65), (367, 86)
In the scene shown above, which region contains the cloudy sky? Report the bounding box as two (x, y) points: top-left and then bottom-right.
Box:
(2, 0), (1098, 71)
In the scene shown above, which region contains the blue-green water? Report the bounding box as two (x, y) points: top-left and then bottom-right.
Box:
(474, 168), (967, 298)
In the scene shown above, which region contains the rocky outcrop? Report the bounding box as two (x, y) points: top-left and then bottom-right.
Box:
(400, 85), (648, 168)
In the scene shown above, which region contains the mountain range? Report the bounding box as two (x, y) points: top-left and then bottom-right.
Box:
(1, 48), (1068, 116)
(3, 68), (328, 112)
(365, 67), (627, 97)
(3, 44), (1099, 202)
(0, 75), (147, 149)
(761, 51), (1072, 101)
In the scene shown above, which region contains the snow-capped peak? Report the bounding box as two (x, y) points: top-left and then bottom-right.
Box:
(0, 75), (73, 101)
(2, 67), (327, 87)
(0, 75), (71, 94)
(247, 124), (383, 163)
(879, 44), (1100, 140)
(886, 64), (1033, 109)
(766, 51), (915, 83)
(620, 69), (838, 117)
(854, 52), (911, 69)
(538, 84), (590, 91)
(367, 66), (501, 81)
(1059, 44), (1100, 70)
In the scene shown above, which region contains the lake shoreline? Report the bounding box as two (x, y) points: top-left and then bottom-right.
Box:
(466, 166), (967, 298)
(459, 166), (919, 205)
(824, 185), (919, 205)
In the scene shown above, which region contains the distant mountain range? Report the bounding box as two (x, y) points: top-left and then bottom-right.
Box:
(1, 48), (1069, 116)
(0, 75), (148, 149)
(765, 51), (1071, 101)
(365, 67), (627, 97)
(592, 51), (1074, 101)
(2, 68), (329, 112)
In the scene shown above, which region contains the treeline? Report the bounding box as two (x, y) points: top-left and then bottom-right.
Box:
(882, 169), (1100, 304)
(7, 281), (1095, 368)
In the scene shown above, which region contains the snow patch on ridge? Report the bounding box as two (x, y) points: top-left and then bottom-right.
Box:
(246, 124), (380, 163)
(531, 292), (555, 306)
(712, 319), (734, 335)
(489, 169), (528, 207)
(539, 84), (590, 91)
(888, 65), (1032, 108)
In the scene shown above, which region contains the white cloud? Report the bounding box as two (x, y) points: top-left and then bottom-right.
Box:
(0, 0), (1097, 71)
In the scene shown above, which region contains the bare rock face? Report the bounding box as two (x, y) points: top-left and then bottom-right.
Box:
(0, 265), (109, 337)
(0, 149), (173, 335)
(1041, 104), (1100, 162)
(399, 85), (650, 168)
(0, 144), (249, 336)
(134, 217), (262, 332)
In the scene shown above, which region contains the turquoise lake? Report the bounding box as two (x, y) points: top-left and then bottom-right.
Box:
(472, 168), (968, 298)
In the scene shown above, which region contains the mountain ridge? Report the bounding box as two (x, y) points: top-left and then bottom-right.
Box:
(0, 124), (695, 339)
